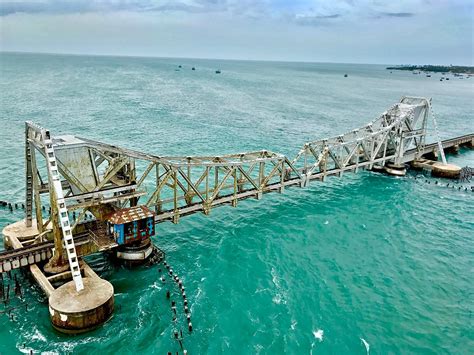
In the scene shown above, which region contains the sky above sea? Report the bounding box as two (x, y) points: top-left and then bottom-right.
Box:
(0, 0), (473, 65)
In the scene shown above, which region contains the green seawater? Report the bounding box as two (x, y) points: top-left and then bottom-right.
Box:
(0, 52), (473, 354)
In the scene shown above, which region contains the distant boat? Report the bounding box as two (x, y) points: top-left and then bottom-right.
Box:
(344, 74), (348, 77)
(215, 70), (221, 74)
(446, 78), (449, 80)
(440, 78), (443, 81)
(426, 74), (431, 77)
(178, 65), (182, 68)
(192, 67), (196, 71)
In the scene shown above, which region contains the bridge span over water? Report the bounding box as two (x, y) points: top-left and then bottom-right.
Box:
(1, 96), (472, 334)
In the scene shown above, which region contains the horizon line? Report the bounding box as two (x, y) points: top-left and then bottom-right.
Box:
(1, 50), (471, 68)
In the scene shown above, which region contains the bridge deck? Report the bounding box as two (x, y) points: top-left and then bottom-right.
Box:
(0, 235), (89, 273)
(154, 134), (473, 223)
(1, 133), (472, 271)
(403, 133), (473, 163)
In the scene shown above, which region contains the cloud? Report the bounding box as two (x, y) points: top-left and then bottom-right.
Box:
(294, 13), (341, 26)
(0, 1), (203, 16)
(0, 2), (46, 16)
(0, 0), (472, 65)
(380, 12), (415, 18)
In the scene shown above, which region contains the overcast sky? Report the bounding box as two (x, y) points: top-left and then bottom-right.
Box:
(0, 0), (472, 64)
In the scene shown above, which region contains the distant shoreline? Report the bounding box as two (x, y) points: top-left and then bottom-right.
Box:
(386, 65), (474, 75)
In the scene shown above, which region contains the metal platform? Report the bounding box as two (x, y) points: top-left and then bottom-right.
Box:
(87, 222), (118, 252)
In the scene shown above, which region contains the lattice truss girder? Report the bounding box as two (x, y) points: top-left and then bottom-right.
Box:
(25, 96), (431, 229)
(290, 96), (430, 182)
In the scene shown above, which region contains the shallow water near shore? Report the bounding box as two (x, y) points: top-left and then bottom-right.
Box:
(0, 52), (473, 354)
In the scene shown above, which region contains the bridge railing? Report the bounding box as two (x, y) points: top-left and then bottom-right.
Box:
(24, 96), (434, 231)
(290, 97), (430, 182)
(143, 151), (302, 223)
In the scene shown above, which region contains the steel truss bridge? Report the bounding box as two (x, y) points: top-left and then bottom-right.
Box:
(1, 96), (473, 292)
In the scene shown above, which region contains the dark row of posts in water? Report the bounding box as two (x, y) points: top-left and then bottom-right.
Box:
(0, 269), (29, 324)
(160, 259), (192, 354)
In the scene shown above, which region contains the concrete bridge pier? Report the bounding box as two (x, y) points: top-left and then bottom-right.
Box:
(114, 238), (155, 266)
(48, 265), (114, 334)
(383, 162), (407, 176)
(2, 221), (115, 334)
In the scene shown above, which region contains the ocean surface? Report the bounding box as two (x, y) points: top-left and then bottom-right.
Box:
(0, 52), (473, 354)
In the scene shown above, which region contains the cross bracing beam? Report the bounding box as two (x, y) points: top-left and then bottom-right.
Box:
(23, 97), (434, 245)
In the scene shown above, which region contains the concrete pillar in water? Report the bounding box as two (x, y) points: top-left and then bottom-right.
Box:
(431, 162), (461, 179)
(115, 238), (155, 266)
(48, 277), (114, 334)
(383, 162), (407, 176)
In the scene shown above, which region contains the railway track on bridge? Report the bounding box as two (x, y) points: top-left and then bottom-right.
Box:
(0, 235), (89, 273)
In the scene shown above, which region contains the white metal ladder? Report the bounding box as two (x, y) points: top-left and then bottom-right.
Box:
(429, 104), (447, 165)
(43, 132), (84, 292)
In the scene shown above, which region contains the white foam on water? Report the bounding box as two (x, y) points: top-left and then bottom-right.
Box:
(361, 338), (370, 354)
(272, 293), (284, 304)
(313, 329), (324, 342)
(271, 267), (279, 287)
(324, 220), (329, 225)
(271, 267), (287, 304)
(31, 328), (46, 342)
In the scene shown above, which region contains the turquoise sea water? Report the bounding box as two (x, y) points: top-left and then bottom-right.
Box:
(0, 52), (473, 354)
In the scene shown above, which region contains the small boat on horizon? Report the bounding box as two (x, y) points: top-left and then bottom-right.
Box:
(215, 70), (221, 74)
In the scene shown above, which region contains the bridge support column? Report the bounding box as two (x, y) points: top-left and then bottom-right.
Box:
(114, 238), (155, 266)
(383, 163), (407, 177)
(431, 163), (461, 179)
(49, 269), (114, 334)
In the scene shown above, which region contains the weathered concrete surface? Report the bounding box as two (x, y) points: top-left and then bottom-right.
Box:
(3, 219), (51, 247)
(384, 162), (407, 176)
(1, 229), (56, 296)
(431, 163), (462, 179)
(49, 277), (114, 334)
(31, 264), (55, 297)
(411, 159), (462, 179)
(115, 238), (154, 264)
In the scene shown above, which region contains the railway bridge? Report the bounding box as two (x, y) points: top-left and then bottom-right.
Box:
(1, 96), (473, 334)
